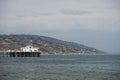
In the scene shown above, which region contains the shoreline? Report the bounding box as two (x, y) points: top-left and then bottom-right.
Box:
(40, 53), (106, 55)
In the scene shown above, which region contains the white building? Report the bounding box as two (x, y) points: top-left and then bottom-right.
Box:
(20, 45), (39, 52)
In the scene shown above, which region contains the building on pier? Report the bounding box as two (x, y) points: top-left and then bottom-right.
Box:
(20, 45), (39, 52)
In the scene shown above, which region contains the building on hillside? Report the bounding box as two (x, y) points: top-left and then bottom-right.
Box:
(20, 45), (39, 52)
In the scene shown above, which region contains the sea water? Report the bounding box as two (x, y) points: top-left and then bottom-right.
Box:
(0, 54), (120, 80)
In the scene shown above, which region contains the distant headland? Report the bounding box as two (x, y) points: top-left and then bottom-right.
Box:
(0, 34), (105, 54)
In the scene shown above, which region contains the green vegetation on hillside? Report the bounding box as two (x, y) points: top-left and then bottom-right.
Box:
(0, 34), (104, 54)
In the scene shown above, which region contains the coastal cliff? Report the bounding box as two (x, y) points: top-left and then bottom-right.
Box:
(0, 34), (104, 54)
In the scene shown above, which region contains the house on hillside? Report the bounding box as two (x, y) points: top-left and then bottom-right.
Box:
(20, 45), (39, 52)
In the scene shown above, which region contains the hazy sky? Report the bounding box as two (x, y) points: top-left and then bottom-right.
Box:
(0, 0), (120, 53)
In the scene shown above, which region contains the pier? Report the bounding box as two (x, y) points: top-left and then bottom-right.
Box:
(0, 45), (41, 57)
(0, 51), (41, 57)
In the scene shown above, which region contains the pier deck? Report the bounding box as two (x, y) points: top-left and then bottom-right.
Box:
(0, 51), (41, 57)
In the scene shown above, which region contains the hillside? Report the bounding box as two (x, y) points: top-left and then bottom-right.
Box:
(0, 34), (104, 54)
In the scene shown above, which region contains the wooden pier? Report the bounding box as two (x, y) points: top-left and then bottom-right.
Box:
(0, 51), (41, 57)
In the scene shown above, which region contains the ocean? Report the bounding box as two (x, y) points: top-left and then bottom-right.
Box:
(0, 54), (120, 80)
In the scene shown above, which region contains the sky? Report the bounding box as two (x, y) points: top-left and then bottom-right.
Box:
(0, 0), (120, 54)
